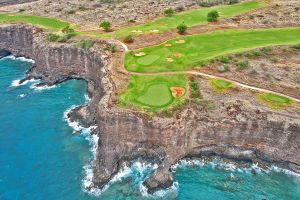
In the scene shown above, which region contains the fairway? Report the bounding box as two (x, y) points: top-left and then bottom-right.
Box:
(114, 0), (263, 38)
(125, 27), (300, 73)
(120, 74), (187, 112)
(211, 79), (234, 93)
(0, 13), (70, 30)
(258, 93), (293, 109)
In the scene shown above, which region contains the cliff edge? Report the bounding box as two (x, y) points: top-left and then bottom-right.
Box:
(0, 24), (299, 193)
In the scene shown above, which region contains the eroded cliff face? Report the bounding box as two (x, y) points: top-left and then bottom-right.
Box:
(0, 24), (299, 194)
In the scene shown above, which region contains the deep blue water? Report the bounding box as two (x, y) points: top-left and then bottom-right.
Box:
(0, 57), (299, 200)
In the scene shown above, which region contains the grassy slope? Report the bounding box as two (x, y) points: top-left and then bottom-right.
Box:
(119, 74), (187, 113)
(125, 27), (300, 72)
(0, 13), (70, 30)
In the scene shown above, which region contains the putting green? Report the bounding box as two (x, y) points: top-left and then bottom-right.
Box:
(0, 13), (70, 30)
(119, 74), (187, 113)
(137, 84), (173, 107)
(211, 79), (234, 93)
(258, 93), (293, 109)
(137, 55), (160, 66)
(126, 27), (300, 73)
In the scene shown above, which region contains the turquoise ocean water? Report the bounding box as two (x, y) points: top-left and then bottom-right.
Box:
(0, 57), (299, 200)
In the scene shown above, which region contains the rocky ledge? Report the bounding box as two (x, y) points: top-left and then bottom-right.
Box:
(0, 24), (299, 194)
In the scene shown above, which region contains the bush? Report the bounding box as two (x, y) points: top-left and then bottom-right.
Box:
(111, 44), (117, 53)
(207, 10), (219, 22)
(189, 78), (203, 99)
(123, 35), (134, 43)
(164, 8), (175, 17)
(74, 40), (95, 50)
(228, 0), (239, 4)
(177, 23), (187, 34)
(292, 43), (300, 50)
(218, 56), (229, 64)
(237, 60), (249, 70)
(100, 21), (111, 32)
(47, 33), (60, 42)
(62, 25), (75, 34)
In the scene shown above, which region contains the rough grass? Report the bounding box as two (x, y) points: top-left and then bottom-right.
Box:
(211, 79), (235, 93)
(125, 27), (300, 73)
(257, 93), (293, 109)
(119, 74), (187, 113)
(0, 13), (70, 30)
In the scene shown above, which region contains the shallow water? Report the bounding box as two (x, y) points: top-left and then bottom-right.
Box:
(0, 57), (299, 200)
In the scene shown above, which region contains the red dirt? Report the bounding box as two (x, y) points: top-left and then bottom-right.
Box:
(170, 87), (185, 98)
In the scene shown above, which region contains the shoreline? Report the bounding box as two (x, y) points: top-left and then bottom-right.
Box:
(1, 24), (300, 194)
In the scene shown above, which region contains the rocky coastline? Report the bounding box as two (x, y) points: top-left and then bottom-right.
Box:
(1, 24), (299, 194)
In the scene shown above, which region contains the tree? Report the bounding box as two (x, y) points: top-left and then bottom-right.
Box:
(164, 8), (175, 17)
(207, 10), (219, 22)
(123, 35), (134, 43)
(177, 23), (187, 34)
(61, 25), (74, 34)
(100, 21), (111, 32)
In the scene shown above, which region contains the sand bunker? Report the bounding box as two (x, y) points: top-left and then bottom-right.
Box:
(166, 58), (174, 62)
(175, 40), (186, 44)
(174, 53), (183, 58)
(131, 30), (143, 33)
(164, 43), (172, 47)
(135, 52), (146, 57)
(150, 29), (159, 33)
(170, 87), (185, 98)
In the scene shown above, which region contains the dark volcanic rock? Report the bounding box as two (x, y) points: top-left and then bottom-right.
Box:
(0, 24), (299, 194)
(0, 49), (11, 58)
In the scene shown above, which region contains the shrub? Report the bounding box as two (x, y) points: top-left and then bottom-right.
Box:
(292, 43), (300, 50)
(19, 9), (26, 12)
(62, 25), (74, 34)
(207, 10), (219, 22)
(100, 21), (111, 32)
(229, 0), (239, 4)
(123, 35), (134, 43)
(164, 8), (175, 17)
(177, 23), (187, 34)
(74, 40), (95, 50)
(237, 60), (249, 70)
(218, 56), (229, 64)
(47, 33), (60, 42)
(189, 78), (203, 99)
(111, 44), (117, 53)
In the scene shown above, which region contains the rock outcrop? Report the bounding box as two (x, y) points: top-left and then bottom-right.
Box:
(0, 0), (36, 6)
(0, 24), (299, 194)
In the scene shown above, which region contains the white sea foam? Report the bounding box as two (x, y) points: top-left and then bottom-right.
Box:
(1, 55), (35, 63)
(18, 94), (26, 98)
(11, 78), (38, 87)
(30, 83), (57, 91)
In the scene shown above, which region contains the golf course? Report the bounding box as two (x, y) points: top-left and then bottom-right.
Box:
(125, 27), (300, 73)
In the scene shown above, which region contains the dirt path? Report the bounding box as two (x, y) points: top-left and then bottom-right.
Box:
(128, 70), (300, 103)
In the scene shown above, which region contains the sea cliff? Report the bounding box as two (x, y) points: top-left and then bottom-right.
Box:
(1, 24), (299, 193)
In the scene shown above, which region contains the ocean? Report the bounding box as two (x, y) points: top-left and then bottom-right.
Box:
(0, 57), (299, 200)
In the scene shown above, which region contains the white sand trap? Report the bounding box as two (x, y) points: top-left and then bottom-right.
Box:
(166, 58), (174, 62)
(150, 29), (159, 33)
(175, 40), (186, 44)
(135, 52), (146, 57)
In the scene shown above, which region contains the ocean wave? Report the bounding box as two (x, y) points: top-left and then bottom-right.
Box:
(11, 78), (39, 87)
(171, 158), (300, 179)
(30, 83), (57, 91)
(1, 55), (35, 63)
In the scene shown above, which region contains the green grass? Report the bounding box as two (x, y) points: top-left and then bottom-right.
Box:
(257, 93), (293, 109)
(97, 0), (264, 39)
(211, 79), (235, 93)
(0, 13), (70, 30)
(125, 27), (300, 73)
(119, 74), (187, 113)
